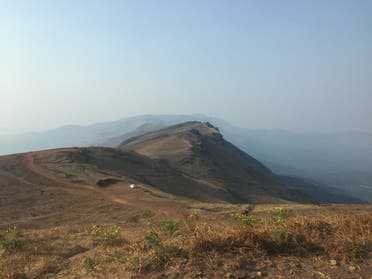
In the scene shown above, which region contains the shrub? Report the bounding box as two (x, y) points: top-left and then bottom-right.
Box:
(90, 225), (120, 242)
(272, 230), (294, 242)
(186, 209), (200, 222)
(272, 207), (288, 225)
(232, 213), (261, 227)
(159, 219), (179, 237)
(130, 256), (141, 271)
(130, 231), (182, 272)
(145, 231), (161, 248)
(0, 226), (21, 252)
(82, 256), (96, 270)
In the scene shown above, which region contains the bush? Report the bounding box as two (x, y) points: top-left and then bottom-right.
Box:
(130, 256), (141, 271)
(232, 213), (261, 227)
(272, 230), (294, 242)
(186, 209), (200, 222)
(113, 249), (124, 260)
(159, 219), (179, 237)
(272, 208), (288, 225)
(0, 226), (21, 252)
(145, 231), (161, 248)
(90, 225), (120, 242)
(82, 256), (96, 270)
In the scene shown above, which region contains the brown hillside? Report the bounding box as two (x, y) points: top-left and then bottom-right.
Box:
(120, 121), (313, 203)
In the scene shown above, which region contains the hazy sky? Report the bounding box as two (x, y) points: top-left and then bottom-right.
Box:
(1, 0), (371, 135)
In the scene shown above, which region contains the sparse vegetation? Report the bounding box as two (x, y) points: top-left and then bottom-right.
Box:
(272, 207), (288, 225)
(82, 256), (96, 270)
(120, 211), (372, 277)
(144, 231), (161, 248)
(90, 224), (121, 242)
(186, 209), (200, 222)
(113, 249), (124, 260)
(271, 229), (294, 242)
(159, 219), (179, 237)
(0, 226), (21, 253)
(232, 212), (262, 226)
(0, 209), (371, 278)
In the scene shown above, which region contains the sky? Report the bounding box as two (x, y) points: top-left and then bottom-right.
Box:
(1, 0), (371, 135)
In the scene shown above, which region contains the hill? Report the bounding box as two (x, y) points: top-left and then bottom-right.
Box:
(119, 121), (312, 203)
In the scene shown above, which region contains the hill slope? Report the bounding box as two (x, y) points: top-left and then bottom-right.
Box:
(119, 122), (313, 203)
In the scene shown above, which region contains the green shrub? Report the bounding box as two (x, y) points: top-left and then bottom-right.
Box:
(113, 249), (124, 260)
(186, 209), (200, 222)
(0, 226), (21, 252)
(272, 230), (293, 242)
(272, 207), (288, 225)
(232, 213), (261, 227)
(145, 231), (161, 248)
(131, 256), (141, 271)
(82, 256), (96, 270)
(159, 219), (179, 237)
(90, 225), (120, 242)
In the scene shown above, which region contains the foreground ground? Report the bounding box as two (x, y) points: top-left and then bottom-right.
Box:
(1, 204), (371, 279)
(0, 150), (371, 278)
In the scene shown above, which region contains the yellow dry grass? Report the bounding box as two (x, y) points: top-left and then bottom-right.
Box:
(1, 207), (371, 278)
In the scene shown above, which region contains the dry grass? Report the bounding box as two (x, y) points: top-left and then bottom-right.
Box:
(0, 210), (371, 278)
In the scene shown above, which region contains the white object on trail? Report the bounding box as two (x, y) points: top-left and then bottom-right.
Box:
(130, 184), (138, 189)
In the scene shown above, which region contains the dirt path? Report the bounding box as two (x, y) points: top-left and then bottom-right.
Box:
(103, 183), (185, 219)
(21, 149), (185, 219)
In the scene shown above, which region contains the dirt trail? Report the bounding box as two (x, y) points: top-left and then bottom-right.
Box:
(22, 149), (185, 219)
(105, 183), (185, 219)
